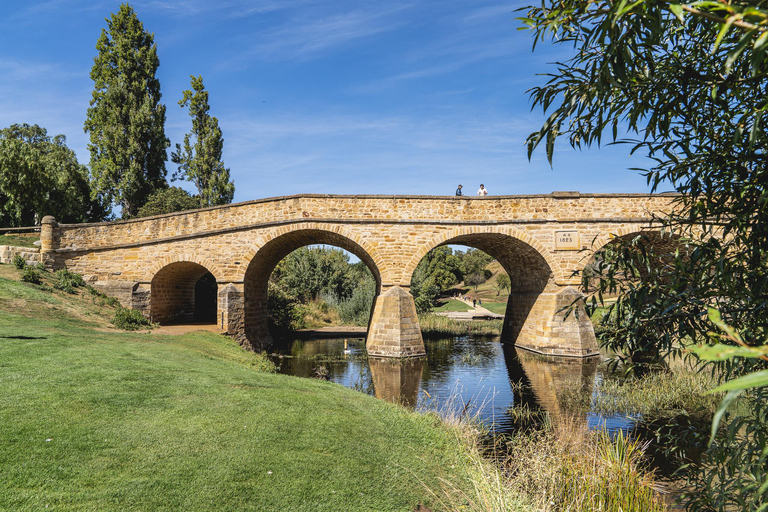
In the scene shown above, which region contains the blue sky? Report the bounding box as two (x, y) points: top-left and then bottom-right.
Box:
(0, 0), (658, 201)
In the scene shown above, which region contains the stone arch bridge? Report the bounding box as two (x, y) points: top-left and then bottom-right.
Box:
(39, 193), (675, 358)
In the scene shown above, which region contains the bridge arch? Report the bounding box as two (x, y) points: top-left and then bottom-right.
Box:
(581, 228), (688, 291)
(150, 261), (220, 325)
(404, 226), (556, 294)
(406, 226), (597, 357)
(240, 224), (383, 350)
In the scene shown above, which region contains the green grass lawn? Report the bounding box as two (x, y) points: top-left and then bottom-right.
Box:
(433, 298), (472, 312)
(480, 301), (507, 315)
(0, 234), (39, 248)
(0, 265), (476, 511)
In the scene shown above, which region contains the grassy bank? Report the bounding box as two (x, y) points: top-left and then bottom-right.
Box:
(419, 313), (503, 338)
(0, 265), (478, 511)
(0, 233), (39, 248)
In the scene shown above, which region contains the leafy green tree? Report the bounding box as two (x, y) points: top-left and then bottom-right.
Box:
(522, 1), (768, 508)
(275, 247), (357, 302)
(85, 3), (169, 218)
(0, 124), (107, 226)
(172, 75), (234, 207)
(459, 248), (492, 278)
(135, 186), (199, 218)
(465, 273), (485, 294)
(495, 273), (511, 296)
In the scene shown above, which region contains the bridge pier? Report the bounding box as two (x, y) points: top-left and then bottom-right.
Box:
(366, 286), (426, 358)
(219, 283), (245, 337)
(503, 286), (599, 358)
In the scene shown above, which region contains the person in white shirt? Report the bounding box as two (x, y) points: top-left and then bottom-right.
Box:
(477, 184), (488, 196)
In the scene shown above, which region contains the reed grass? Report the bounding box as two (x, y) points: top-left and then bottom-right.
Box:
(558, 362), (722, 417)
(500, 420), (667, 511)
(427, 402), (667, 512)
(419, 313), (502, 338)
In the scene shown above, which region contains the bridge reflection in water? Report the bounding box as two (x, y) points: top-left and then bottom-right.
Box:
(269, 335), (607, 433)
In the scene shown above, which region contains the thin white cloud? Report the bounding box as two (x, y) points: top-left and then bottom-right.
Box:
(219, 3), (414, 67)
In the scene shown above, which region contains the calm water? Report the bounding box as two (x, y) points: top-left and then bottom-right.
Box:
(269, 333), (708, 489)
(268, 334), (635, 436)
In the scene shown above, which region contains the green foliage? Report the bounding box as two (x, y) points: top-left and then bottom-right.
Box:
(112, 306), (152, 331)
(53, 269), (86, 294)
(266, 281), (305, 332)
(273, 246), (358, 302)
(85, 3), (169, 218)
(12, 254), (25, 270)
(172, 75), (234, 207)
(135, 186), (199, 217)
(458, 248), (492, 277)
(495, 273), (511, 296)
(465, 272), (486, 294)
(21, 267), (41, 284)
(0, 124), (108, 226)
(523, 1), (768, 508)
(86, 284), (120, 307)
(336, 275), (376, 325)
(410, 246), (462, 313)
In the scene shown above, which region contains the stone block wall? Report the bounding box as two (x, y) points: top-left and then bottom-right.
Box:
(0, 245), (39, 266)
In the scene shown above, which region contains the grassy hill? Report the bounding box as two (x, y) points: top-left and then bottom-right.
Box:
(0, 264), (478, 511)
(437, 260), (510, 313)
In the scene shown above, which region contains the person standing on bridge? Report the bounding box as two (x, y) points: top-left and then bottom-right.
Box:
(477, 184), (488, 196)
(455, 184), (463, 196)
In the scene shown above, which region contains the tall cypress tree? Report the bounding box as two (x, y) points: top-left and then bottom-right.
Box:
(84, 3), (169, 218)
(172, 75), (234, 208)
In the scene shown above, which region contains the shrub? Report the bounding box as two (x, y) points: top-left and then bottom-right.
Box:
(86, 285), (120, 307)
(12, 254), (26, 269)
(267, 281), (304, 331)
(54, 269), (86, 293)
(113, 306), (152, 331)
(21, 267), (41, 284)
(337, 279), (376, 326)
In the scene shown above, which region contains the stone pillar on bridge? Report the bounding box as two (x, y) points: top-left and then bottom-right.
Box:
(503, 285), (599, 358)
(366, 286), (426, 358)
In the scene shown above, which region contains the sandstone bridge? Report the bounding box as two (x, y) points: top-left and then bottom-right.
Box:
(38, 192), (675, 359)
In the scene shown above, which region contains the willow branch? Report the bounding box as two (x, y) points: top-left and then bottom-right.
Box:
(678, 4), (768, 32)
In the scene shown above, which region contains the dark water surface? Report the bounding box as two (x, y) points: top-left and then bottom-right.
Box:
(269, 334), (635, 436)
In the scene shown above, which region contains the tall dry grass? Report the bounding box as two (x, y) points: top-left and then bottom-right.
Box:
(429, 405), (668, 512)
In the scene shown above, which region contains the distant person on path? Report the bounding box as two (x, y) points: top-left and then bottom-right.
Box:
(478, 299), (482, 306)
(477, 184), (488, 196)
(472, 298), (477, 308)
(455, 184), (463, 196)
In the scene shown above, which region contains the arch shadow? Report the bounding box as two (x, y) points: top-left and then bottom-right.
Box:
(151, 261), (218, 325)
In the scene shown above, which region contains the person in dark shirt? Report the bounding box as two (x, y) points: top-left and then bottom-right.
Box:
(455, 184), (463, 196)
